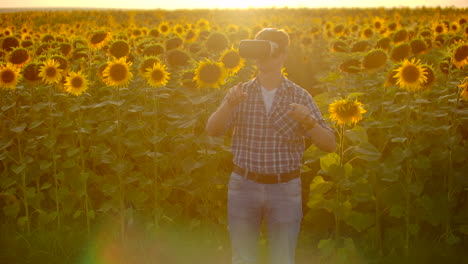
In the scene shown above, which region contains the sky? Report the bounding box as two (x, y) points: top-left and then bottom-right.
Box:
(1, 0), (467, 9)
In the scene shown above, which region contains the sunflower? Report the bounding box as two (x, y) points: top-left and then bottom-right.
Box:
(410, 39), (428, 55)
(193, 59), (226, 89)
(393, 29), (408, 43)
(64, 71), (88, 96)
(173, 24), (185, 37)
(142, 44), (164, 57)
(329, 98), (366, 126)
(166, 49), (191, 68)
(89, 30), (110, 49)
(362, 49), (387, 71)
(102, 57), (133, 88)
(351, 40), (369, 52)
(331, 40), (348, 52)
(420, 64), (435, 88)
(393, 58), (428, 92)
(158, 22), (171, 35)
(219, 48), (244, 75)
(390, 42), (411, 62)
(376, 37), (391, 51)
(340, 59), (361, 73)
(360, 27), (374, 39)
(452, 43), (468, 69)
(165, 37), (183, 50)
(20, 61), (39, 82)
(184, 29), (199, 43)
(1, 36), (20, 52)
(109, 40), (130, 59)
(432, 22), (448, 35)
(139, 56), (160, 76)
(59, 43), (72, 57)
(0, 63), (21, 90)
(205, 32), (229, 53)
(459, 77), (468, 101)
(38, 59), (63, 85)
(384, 66), (399, 87)
(7, 47), (30, 67)
(372, 17), (385, 31)
(144, 63), (170, 88)
(196, 19), (211, 31)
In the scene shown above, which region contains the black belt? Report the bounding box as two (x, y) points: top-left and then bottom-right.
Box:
(233, 165), (300, 184)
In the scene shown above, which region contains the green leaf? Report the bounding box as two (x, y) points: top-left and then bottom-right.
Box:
(346, 211), (374, 232)
(73, 210), (82, 219)
(62, 159), (76, 169)
(390, 205), (404, 218)
(0, 139), (13, 151)
(39, 160), (52, 170)
(3, 200), (20, 218)
(391, 137), (407, 143)
(412, 155), (431, 170)
(10, 123), (27, 133)
(26, 187), (36, 199)
(17, 216), (28, 227)
(309, 176), (333, 193)
(66, 147), (80, 157)
(320, 152), (340, 172)
(344, 126), (367, 144)
(11, 164), (26, 175)
(40, 182), (52, 190)
(408, 182), (424, 196)
(28, 120), (44, 130)
(2, 102), (16, 111)
(352, 142), (381, 161)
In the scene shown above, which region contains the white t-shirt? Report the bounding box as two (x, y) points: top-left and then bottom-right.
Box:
(261, 85), (278, 114)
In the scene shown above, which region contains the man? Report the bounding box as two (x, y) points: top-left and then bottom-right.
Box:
(206, 28), (336, 264)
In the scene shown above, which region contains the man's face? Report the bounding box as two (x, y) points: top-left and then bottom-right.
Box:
(255, 51), (286, 74)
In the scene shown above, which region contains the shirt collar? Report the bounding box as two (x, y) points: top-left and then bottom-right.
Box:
(253, 74), (290, 92)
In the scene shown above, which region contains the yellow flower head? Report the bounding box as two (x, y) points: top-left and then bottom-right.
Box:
(144, 63), (170, 88)
(393, 58), (428, 92)
(193, 59), (226, 89)
(102, 57), (133, 88)
(38, 59), (63, 85)
(0, 63), (21, 90)
(219, 47), (244, 76)
(452, 43), (468, 69)
(158, 22), (171, 35)
(64, 71), (88, 96)
(89, 30), (111, 49)
(8, 47), (30, 67)
(329, 98), (367, 126)
(458, 77), (468, 101)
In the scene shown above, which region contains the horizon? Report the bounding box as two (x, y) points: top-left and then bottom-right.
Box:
(1, 0), (467, 10)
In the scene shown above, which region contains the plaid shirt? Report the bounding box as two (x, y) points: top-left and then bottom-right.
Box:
(222, 76), (333, 174)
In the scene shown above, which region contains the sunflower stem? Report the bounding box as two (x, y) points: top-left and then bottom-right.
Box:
(77, 96), (90, 237)
(152, 88), (160, 228)
(115, 87), (126, 243)
(339, 123), (345, 167)
(48, 85), (61, 231)
(14, 88), (31, 234)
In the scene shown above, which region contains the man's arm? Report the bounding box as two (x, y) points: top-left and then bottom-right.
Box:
(289, 103), (336, 153)
(301, 116), (336, 153)
(206, 101), (235, 137)
(206, 82), (247, 137)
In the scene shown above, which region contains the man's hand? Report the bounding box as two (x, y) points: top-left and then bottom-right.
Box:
(225, 82), (247, 108)
(288, 103), (316, 129)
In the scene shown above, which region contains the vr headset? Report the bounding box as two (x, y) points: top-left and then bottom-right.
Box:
(238, 40), (281, 60)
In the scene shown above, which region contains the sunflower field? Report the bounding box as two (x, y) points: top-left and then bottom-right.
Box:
(1, 7), (468, 264)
